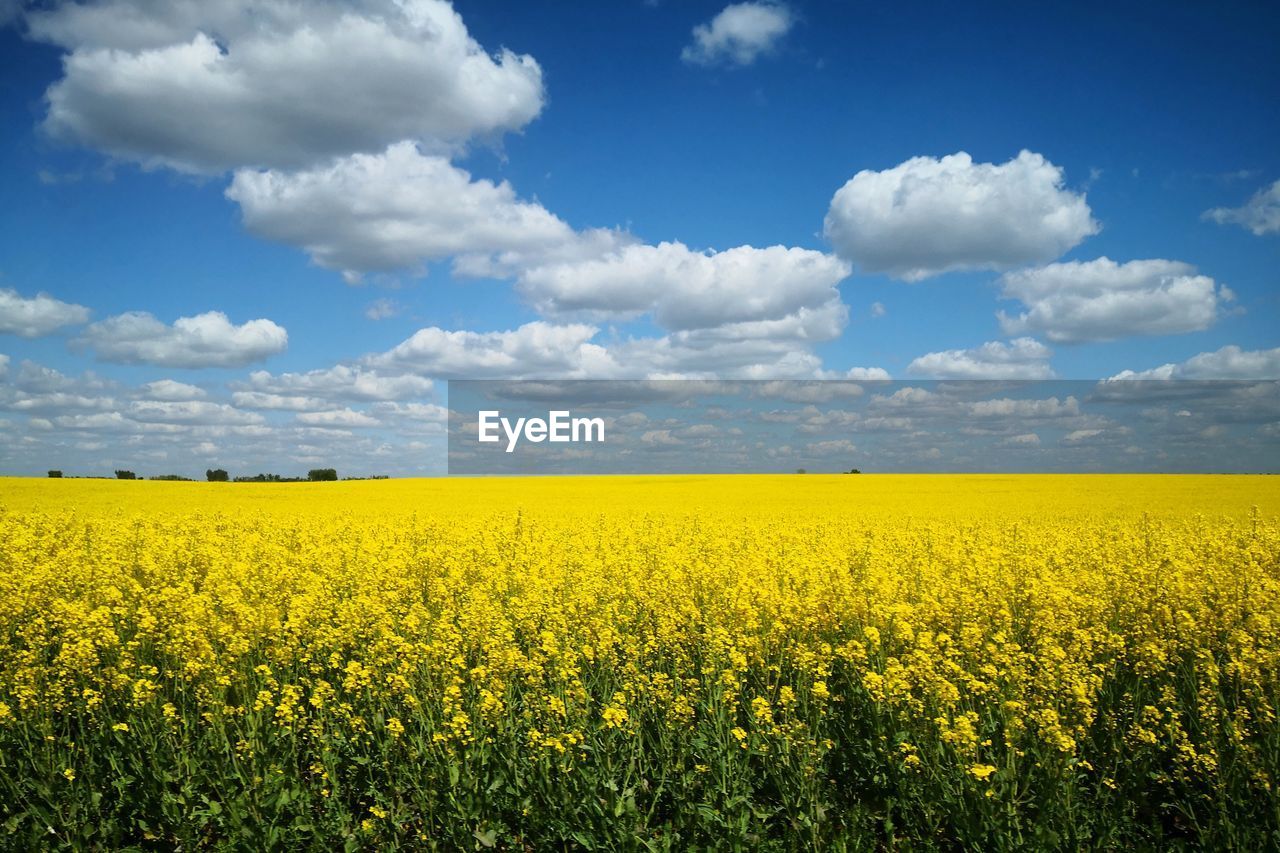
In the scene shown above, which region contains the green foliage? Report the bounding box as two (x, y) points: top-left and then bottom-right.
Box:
(2, 645), (1276, 849)
(308, 468), (338, 482)
(206, 469), (230, 482)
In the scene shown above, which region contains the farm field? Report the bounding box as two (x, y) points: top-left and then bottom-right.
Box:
(1, 475), (1277, 849)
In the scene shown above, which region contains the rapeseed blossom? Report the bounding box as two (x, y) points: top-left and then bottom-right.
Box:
(0, 474), (1276, 848)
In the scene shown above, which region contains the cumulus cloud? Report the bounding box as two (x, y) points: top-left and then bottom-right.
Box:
(1108, 345), (1280, 380)
(0, 288), (91, 337)
(517, 241), (849, 335)
(610, 334), (830, 379)
(75, 310), (287, 368)
(1203, 179), (1280, 236)
(226, 143), (610, 282)
(369, 321), (615, 379)
(998, 257), (1230, 343)
(296, 408), (380, 428)
(805, 438), (858, 457)
(239, 364), (433, 402)
(907, 338), (1054, 379)
(140, 379), (207, 401)
(824, 151), (1098, 281)
(365, 298), (403, 321)
(28, 0), (545, 173)
(216, 87), (851, 371)
(681, 2), (793, 66)
(126, 400), (264, 425)
(365, 319), (841, 381)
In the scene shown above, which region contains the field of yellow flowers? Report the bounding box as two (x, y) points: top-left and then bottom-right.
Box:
(0, 475), (1277, 849)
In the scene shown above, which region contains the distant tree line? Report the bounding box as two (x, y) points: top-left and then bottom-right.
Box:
(42, 467), (386, 481)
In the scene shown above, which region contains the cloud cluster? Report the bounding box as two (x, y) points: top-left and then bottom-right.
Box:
(1109, 345), (1280, 380)
(75, 311), (288, 368)
(907, 338), (1054, 379)
(681, 2), (793, 67)
(234, 365), (433, 408)
(0, 288), (91, 337)
(369, 322), (614, 379)
(518, 241), (849, 334)
(998, 258), (1230, 343)
(1203, 179), (1280, 236)
(824, 151), (1098, 281)
(0, 357), (450, 477)
(227, 143), (596, 282)
(29, 0), (545, 173)
(10, 0), (1270, 466)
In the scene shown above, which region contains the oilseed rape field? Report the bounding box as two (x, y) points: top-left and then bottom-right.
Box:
(1, 476), (1277, 849)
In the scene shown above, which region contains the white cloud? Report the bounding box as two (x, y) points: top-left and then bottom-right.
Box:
(75, 310), (287, 368)
(1203, 179), (1280, 236)
(49, 412), (132, 431)
(682, 2), (793, 67)
(231, 392), (331, 412)
(641, 429), (682, 446)
(824, 151), (1098, 281)
(140, 379), (207, 401)
(1108, 345), (1280, 380)
(517, 241), (849, 335)
(370, 401), (449, 426)
(1063, 429), (1101, 444)
(0, 361), (118, 414)
(965, 397), (1080, 419)
(365, 298), (403, 321)
(750, 382), (862, 406)
(805, 438), (858, 456)
(369, 321), (615, 378)
(29, 0), (545, 173)
(907, 337), (1054, 379)
(998, 257), (1230, 343)
(1000, 433), (1041, 446)
(296, 408), (380, 428)
(240, 365), (433, 401)
(127, 400), (264, 425)
(870, 301), (886, 318)
(845, 367), (891, 380)
(0, 354), (8, 379)
(365, 318), (841, 381)
(611, 334), (829, 379)
(227, 143), (602, 282)
(0, 288), (91, 337)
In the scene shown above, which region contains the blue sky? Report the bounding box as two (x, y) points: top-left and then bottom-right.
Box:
(0, 0), (1277, 476)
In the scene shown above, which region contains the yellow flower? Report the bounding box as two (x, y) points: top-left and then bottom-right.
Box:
(969, 764), (998, 781)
